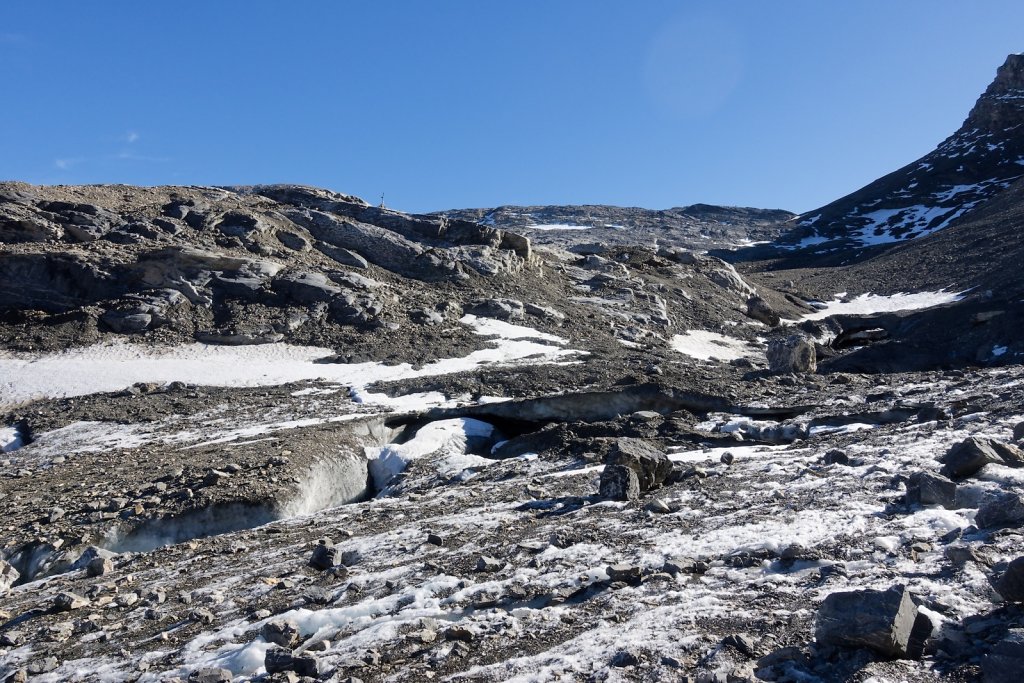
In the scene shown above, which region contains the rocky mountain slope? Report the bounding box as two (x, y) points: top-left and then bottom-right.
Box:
(776, 53), (1024, 252)
(2, 56), (1024, 683)
(436, 204), (794, 253)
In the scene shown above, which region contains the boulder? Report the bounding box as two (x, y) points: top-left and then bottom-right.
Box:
(309, 539), (339, 570)
(271, 271), (342, 304)
(941, 437), (1024, 480)
(465, 298), (525, 321)
(983, 629), (1024, 683)
(976, 493), (1024, 529)
(188, 668), (232, 683)
(994, 557), (1024, 602)
(815, 586), (918, 658)
(0, 559), (19, 595)
(767, 335), (816, 374)
(598, 464), (640, 501)
(746, 295), (780, 327)
(905, 471), (957, 509)
(261, 620), (300, 648)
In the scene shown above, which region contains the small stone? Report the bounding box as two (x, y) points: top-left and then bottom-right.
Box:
(1014, 421), (1024, 442)
(662, 557), (697, 576)
(189, 608), (216, 625)
(823, 449), (849, 465)
(340, 549), (361, 566)
(26, 657), (58, 675)
(426, 533), (444, 546)
(476, 556), (503, 572)
(611, 648), (642, 667)
(645, 498), (672, 514)
(47, 507), (66, 524)
(116, 592), (140, 607)
(188, 668), (233, 683)
(720, 451), (735, 465)
(723, 633), (757, 657)
(444, 625), (474, 642)
(309, 539), (338, 570)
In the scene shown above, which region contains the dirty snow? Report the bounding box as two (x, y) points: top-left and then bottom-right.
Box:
(670, 330), (755, 361)
(0, 317), (583, 409)
(797, 290), (966, 321)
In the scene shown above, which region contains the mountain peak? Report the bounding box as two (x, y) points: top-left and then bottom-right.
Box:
(963, 53), (1024, 132)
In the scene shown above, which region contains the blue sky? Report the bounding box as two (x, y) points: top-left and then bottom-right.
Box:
(1, 2), (1021, 214)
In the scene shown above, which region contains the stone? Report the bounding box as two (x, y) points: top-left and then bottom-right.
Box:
(905, 471), (957, 509)
(309, 539), (338, 570)
(465, 298), (525, 321)
(275, 230), (310, 252)
(188, 668), (233, 683)
(87, 556), (114, 577)
(1014, 421), (1024, 442)
(53, 592), (90, 612)
(426, 533), (444, 546)
(0, 559), (20, 595)
(476, 556), (503, 572)
(976, 493), (1024, 529)
(663, 557), (698, 576)
(746, 295), (780, 327)
(767, 334), (817, 374)
(598, 464), (640, 501)
(599, 438), (672, 497)
(261, 619), (301, 648)
(645, 498), (672, 514)
(823, 449), (849, 465)
(606, 563), (643, 584)
(815, 586), (918, 658)
(444, 626), (474, 642)
(264, 646), (306, 675)
(723, 633), (757, 657)
(941, 437), (1024, 480)
(720, 451), (735, 465)
(983, 629), (1024, 683)
(995, 557), (1024, 602)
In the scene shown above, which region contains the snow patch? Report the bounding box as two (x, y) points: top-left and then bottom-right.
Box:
(670, 330), (755, 361)
(797, 290), (966, 322)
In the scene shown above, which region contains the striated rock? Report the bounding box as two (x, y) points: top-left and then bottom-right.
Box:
(815, 586), (918, 658)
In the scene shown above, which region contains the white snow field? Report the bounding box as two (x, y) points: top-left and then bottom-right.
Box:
(0, 317), (583, 410)
(670, 330), (759, 362)
(797, 290), (967, 322)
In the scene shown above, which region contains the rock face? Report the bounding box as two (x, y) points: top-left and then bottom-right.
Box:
(778, 54), (1024, 250)
(766, 334), (816, 374)
(815, 586), (918, 658)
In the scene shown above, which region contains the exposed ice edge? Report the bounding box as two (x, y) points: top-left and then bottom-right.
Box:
(0, 316), (583, 410)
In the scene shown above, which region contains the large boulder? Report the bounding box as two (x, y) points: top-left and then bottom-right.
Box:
(983, 629), (1024, 683)
(815, 586), (918, 658)
(767, 334), (817, 374)
(746, 295), (780, 327)
(941, 437), (1024, 480)
(465, 298), (526, 321)
(905, 471), (957, 509)
(976, 493), (1024, 529)
(598, 438), (672, 500)
(994, 557), (1024, 602)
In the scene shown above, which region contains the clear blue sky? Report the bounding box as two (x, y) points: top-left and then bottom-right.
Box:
(1, 2), (1021, 214)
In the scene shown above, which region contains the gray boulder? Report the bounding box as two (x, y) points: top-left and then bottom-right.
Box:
(994, 557), (1024, 602)
(0, 559), (19, 595)
(746, 295), (780, 327)
(261, 619), (301, 648)
(188, 668), (232, 683)
(941, 437), (1024, 480)
(598, 464), (640, 501)
(465, 298), (525, 321)
(905, 471), (957, 509)
(976, 492), (1024, 529)
(815, 586), (918, 658)
(601, 438), (672, 494)
(767, 335), (816, 374)
(983, 629), (1024, 683)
